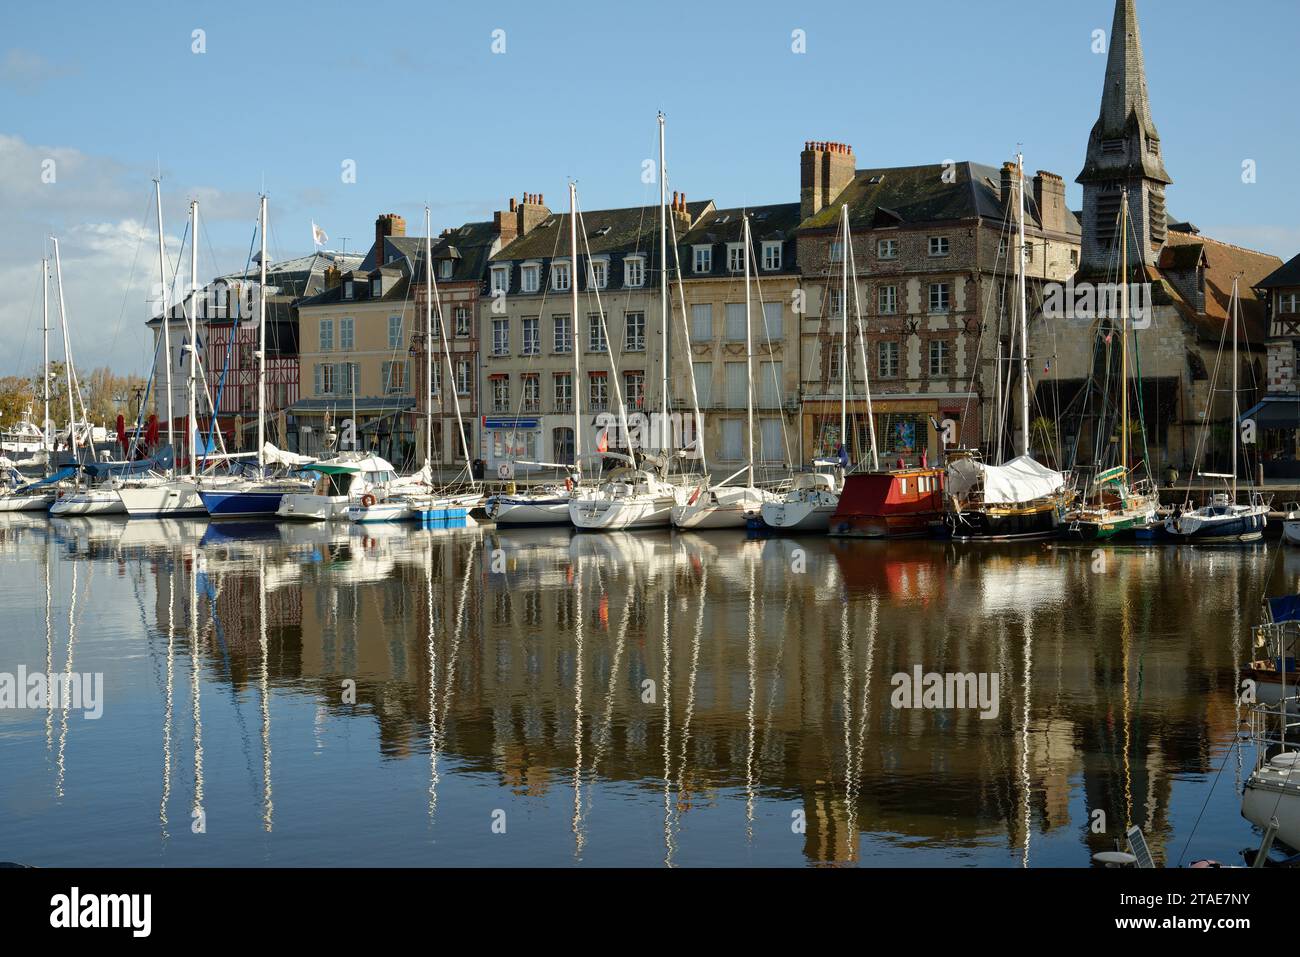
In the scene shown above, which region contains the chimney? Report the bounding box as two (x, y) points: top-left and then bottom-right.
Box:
(1033, 170), (1067, 236)
(374, 213), (406, 263)
(324, 264), (341, 289)
(516, 192), (551, 238)
(800, 141), (856, 221)
(1000, 162), (1018, 211)
(495, 196), (520, 247)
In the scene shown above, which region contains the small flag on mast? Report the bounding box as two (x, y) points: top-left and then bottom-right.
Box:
(312, 222), (328, 247)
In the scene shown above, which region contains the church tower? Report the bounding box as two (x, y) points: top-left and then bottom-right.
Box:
(1077, 0), (1172, 273)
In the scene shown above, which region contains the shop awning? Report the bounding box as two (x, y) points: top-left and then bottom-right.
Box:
(1241, 397), (1300, 430)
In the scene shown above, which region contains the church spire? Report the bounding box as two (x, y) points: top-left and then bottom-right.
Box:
(1078, 0), (1172, 271)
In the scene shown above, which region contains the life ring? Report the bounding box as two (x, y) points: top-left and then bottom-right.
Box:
(564, 478), (573, 491)
(361, 493), (377, 508)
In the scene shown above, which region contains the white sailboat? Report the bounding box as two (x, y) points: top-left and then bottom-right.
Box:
(760, 204), (858, 533)
(277, 454), (398, 521)
(672, 212), (777, 529)
(0, 259), (60, 512)
(119, 188), (209, 517)
(1165, 277), (1269, 543)
(570, 113), (678, 532)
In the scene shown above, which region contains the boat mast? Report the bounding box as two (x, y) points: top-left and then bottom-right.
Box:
(1016, 152), (1030, 459)
(744, 214), (754, 487)
(51, 238), (77, 464)
(849, 236), (879, 471)
(424, 207), (434, 469)
(155, 178), (175, 467)
(41, 257), (50, 459)
(570, 182), (581, 473)
(840, 205), (849, 461)
(658, 111), (670, 461)
(1119, 187), (1129, 476)
(257, 194), (267, 471)
(1232, 278), (1239, 500)
(429, 208), (473, 488)
(188, 200), (199, 478)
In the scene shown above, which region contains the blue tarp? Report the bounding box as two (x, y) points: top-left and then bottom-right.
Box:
(82, 445), (175, 479)
(21, 466), (76, 489)
(1268, 595), (1300, 623)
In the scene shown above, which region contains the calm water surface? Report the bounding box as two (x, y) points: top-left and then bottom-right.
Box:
(0, 513), (1285, 867)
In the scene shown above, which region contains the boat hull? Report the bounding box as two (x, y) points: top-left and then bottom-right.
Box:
(0, 492), (54, 512)
(1242, 757), (1300, 849)
(50, 491), (125, 516)
(672, 487), (772, 530)
(760, 496), (837, 533)
(570, 494), (674, 530)
(947, 502), (1061, 542)
(117, 480), (207, 517)
(488, 496), (572, 527)
(277, 494), (347, 522)
(829, 469), (945, 539)
(199, 488), (293, 519)
(1165, 509), (1267, 543)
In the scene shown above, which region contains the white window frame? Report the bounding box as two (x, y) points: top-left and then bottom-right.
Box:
(521, 262), (541, 294)
(928, 236), (950, 257)
(490, 266), (510, 295)
(929, 340), (950, 377)
(762, 241), (782, 271)
(727, 243), (746, 273)
(521, 316), (540, 356)
(928, 282), (950, 314)
(455, 306), (471, 337)
(492, 318), (510, 356)
(877, 238), (898, 260)
(553, 314), (572, 354)
(693, 246), (712, 274)
(878, 284), (897, 315)
(587, 257), (609, 290)
(551, 260), (571, 292)
(624, 256), (645, 288)
(624, 311), (646, 352)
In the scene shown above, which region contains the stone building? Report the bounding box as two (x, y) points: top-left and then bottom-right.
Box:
(1247, 254), (1300, 474)
(794, 141), (1080, 466)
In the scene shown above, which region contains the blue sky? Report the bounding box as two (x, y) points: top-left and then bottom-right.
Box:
(2, 0), (1296, 375)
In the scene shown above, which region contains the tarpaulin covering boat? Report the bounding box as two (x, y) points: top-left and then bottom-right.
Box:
(946, 454), (1065, 504)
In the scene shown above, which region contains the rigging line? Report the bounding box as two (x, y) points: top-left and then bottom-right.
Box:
(502, 201), (564, 437)
(661, 172), (709, 478)
(741, 210), (796, 473)
(13, 255), (40, 380)
(576, 199), (633, 463)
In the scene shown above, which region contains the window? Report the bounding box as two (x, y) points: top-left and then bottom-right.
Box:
(878, 238), (898, 260)
(455, 306), (471, 337)
(998, 237), (1009, 259)
(929, 340), (950, 377)
(624, 256), (644, 288)
(522, 317), (540, 356)
(386, 315), (400, 350)
(456, 359), (471, 395)
(553, 426), (575, 466)
(693, 246), (712, 273)
(762, 242), (782, 271)
(551, 261), (571, 291)
(762, 301), (783, 339)
(727, 243), (746, 272)
(588, 372), (608, 412)
(315, 362), (335, 395)
(588, 314), (606, 353)
(928, 282), (950, 314)
(724, 361), (747, 408)
(828, 346), (842, 381)
(725, 302), (747, 341)
(692, 362), (712, 408)
(830, 240), (844, 263)
(521, 373), (540, 412)
(758, 360), (782, 408)
(430, 362), (441, 396)
(521, 264), (540, 293)
(760, 418), (783, 463)
(553, 314), (572, 353)
(587, 259), (608, 289)
(1280, 293), (1300, 313)
(492, 318), (510, 356)
(878, 341), (900, 379)
(878, 284), (897, 315)
(491, 375), (510, 412)
(691, 303), (712, 340)
(721, 419), (743, 460)
(624, 311), (646, 352)
(438, 259), (453, 280)
(371, 278), (383, 297)
(624, 371), (645, 409)
(829, 288), (844, 317)
(320, 318), (335, 352)
(338, 362), (357, 396)
(383, 360), (410, 394)
(553, 372), (573, 412)
(342, 280), (355, 300)
(928, 236), (950, 257)
(490, 266), (510, 294)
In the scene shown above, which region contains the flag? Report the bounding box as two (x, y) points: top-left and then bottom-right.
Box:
(1043, 361), (1051, 374)
(312, 221), (328, 247)
(596, 428), (609, 453)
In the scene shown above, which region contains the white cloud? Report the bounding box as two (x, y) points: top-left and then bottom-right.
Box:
(0, 49), (74, 93)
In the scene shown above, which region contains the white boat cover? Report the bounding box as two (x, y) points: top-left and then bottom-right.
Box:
(262, 443), (316, 468)
(946, 454), (1064, 504)
(391, 462), (434, 489)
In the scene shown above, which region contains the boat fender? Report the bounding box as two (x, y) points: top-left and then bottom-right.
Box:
(361, 493), (377, 508)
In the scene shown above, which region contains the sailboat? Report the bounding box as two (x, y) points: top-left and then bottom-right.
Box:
(198, 196), (314, 519)
(119, 188), (211, 517)
(945, 152), (1072, 542)
(349, 205), (481, 526)
(759, 204), (859, 533)
(569, 113), (678, 532)
(672, 213), (778, 529)
(487, 181), (586, 527)
(1062, 188), (1158, 540)
(276, 454), (399, 521)
(1164, 277), (1269, 543)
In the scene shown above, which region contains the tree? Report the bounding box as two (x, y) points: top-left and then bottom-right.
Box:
(0, 376), (36, 429)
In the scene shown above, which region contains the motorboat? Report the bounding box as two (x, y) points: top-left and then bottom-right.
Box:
(277, 455), (398, 522)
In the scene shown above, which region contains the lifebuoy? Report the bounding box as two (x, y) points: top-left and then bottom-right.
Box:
(361, 493), (377, 508)
(564, 478), (573, 491)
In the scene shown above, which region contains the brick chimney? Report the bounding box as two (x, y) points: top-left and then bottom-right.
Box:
(375, 213), (406, 263)
(800, 141), (856, 221)
(1033, 170), (1067, 236)
(494, 196), (520, 247)
(671, 190), (692, 229)
(1000, 162), (1018, 211)
(516, 192), (551, 238)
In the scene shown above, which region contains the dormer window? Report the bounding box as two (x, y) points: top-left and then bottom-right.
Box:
(371, 277), (383, 297)
(693, 246), (712, 273)
(343, 280), (354, 300)
(762, 241), (782, 271)
(438, 260), (453, 280)
(588, 258), (608, 290)
(551, 260), (571, 292)
(521, 263), (540, 294)
(727, 243), (745, 272)
(490, 265), (510, 294)
(624, 256), (645, 288)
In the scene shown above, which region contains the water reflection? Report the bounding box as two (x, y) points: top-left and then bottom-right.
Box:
(0, 514), (1275, 867)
